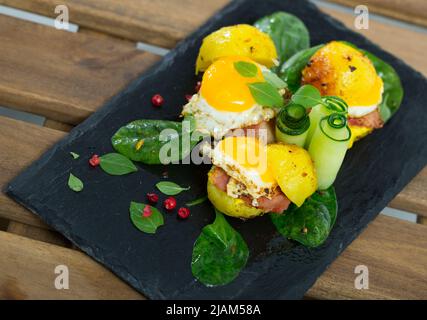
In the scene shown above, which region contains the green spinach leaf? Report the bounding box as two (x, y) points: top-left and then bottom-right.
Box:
(191, 210), (249, 286)
(186, 196), (208, 207)
(271, 187), (337, 248)
(130, 201), (164, 234)
(255, 11), (310, 71)
(362, 50), (404, 122)
(111, 119), (199, 164)
(279, 45), (324, 93)
(99, 153), (137, 175)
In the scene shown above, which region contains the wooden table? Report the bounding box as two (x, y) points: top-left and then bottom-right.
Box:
(0, 0), (426, 300)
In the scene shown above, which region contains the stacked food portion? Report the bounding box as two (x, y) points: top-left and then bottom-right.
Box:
(110, 11), (403, 287)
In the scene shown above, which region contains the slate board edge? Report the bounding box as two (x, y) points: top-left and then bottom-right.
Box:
(5, 0), (427, 300)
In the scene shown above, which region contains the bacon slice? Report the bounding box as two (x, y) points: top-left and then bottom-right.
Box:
(210, 166), (229, 192)
(210, 166), (291, 213)
(348, 109), (383, 129)
(230, 120), (276, 144)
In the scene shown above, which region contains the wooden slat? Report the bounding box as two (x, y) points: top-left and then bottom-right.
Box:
(0, 0), (229, 48)
(7, 221), (69, 247)
(1, 215), (425, 299)
(306, 215), (427, 299)
(328, 0), (427, 28)
(0, 116), (65, 228)
(0, 15), (160, 124)
(44, 119), (73, 132)
(0, 230), (143, 299)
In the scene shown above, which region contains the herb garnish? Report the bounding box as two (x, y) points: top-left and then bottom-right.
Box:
(68, 173), (83, 192)
(156, 181), (190, 196)
(247, 82), (284, 108)
(291, 84), (322, 108)
(130, 201), (164, 234)
(99, 153), (137, 175)
(69, 152), (80, 159)
(186, 196), (208, 207)
(234, 61), (258, 77)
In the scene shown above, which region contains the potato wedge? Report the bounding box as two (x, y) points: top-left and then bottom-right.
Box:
(196, 24), (278, 74)
(267, 143), (317, 207)
(207, 168), (264, 219)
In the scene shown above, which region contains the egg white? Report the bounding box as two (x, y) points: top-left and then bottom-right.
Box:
(182, 94), (276, 138)
(210, 144), (277, 203)
(348, 104), (378, 118)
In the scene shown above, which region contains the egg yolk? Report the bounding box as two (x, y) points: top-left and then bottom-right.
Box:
(217, 136), (275, 184)
(200, 56), (265, 112)
(302, 41), (383, 107)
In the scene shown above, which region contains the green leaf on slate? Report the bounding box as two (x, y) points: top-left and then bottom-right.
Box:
(68, 173), (83, 192)
(291, 84), (322, 108)
(247, 82), (284, 108)
(129, 201), (164, 234)
(99, 153), (137, 176)
(156, 181), (190, 196)
(234, 61), (258, 77)
(69, 152), (80, 160)
(191, 209), (249, 286)
(271, 186), (337, 248)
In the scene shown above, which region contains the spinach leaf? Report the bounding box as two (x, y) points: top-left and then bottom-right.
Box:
(271, 187), (337, 248)
(100, 153), (137, 175)
(362, 50), (404, 123)
(156, 181), (190, 196)
(191, 210), (249, 286)
(111, 119), (199, 164)
(255, 11), (310, 71)
(130, 201), (164, 234)
(186, 195), (208, 207)
(279, 45), (324, 93)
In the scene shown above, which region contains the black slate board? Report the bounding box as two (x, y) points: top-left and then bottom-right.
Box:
(6, 0), (427, 299)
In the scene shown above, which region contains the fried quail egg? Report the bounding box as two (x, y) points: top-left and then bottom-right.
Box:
(182, 56), (277, 138)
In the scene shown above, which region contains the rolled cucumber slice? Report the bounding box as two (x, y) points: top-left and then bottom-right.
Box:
(308, 113), (351, 190)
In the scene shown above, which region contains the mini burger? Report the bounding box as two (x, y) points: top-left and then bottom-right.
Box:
(206, 136), (317, 219)
(301, 41), (384, 147)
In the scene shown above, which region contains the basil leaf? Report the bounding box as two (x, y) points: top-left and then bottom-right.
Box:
(248, 82), (284, 108)
(186, 195), (208, 207)
(271, 186), (337, 248)
(234, 61), (258, 77)
(191, 210), (249, 286)
(279, 45), (324, 93)
(361, 50), (404, 123)
(130, 201), (164, 234)
(100, 153), (137, 176)
(156, 181), (190, 196)
(68, 173), (83, 192)
(262, 70), (287, 89)
(291, 84), (322, 108)
(69, 152), (79, 159)
(111, 119), (199, 164)
(255, 12), (310, 70)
